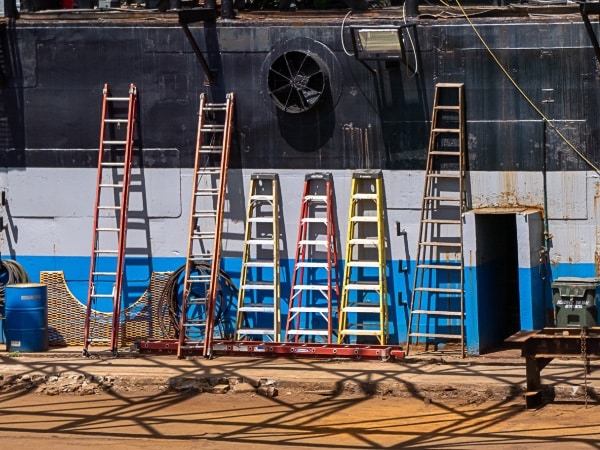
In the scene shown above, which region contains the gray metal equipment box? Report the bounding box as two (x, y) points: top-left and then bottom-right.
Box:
(551, 277), (600, 327)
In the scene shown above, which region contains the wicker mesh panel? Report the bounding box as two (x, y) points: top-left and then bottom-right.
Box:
(41, 271), (172, 347)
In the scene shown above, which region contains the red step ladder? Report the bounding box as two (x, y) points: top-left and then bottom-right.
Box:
(285, 172), (340, 344)
(83, 83), (137, 357)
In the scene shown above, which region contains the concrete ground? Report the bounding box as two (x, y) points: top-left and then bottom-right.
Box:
(0, 343), (597, 406)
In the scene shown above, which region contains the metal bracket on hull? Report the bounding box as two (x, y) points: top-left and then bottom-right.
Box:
(580, 2), (600, 65)
(178, 9), (218, 85)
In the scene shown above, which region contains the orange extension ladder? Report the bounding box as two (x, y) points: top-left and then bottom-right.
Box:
(83, 83), (137, 357)
(177, 93), (235, 358)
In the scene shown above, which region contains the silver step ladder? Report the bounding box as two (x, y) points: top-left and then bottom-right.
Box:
(406, 82), (467, 357)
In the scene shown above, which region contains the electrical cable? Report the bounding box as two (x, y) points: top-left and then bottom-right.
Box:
(449, 0), (600, 175)
(0, 259), (31, 315)
(157, 262), (237, 339)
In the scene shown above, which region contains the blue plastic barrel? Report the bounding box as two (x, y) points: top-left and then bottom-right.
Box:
(5, 283), (48, 352)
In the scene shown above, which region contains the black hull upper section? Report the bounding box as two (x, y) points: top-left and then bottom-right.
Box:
(0, 6), (598, 172)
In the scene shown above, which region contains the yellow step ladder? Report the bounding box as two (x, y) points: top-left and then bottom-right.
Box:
(177, 93), (235, 358)
(406, 82), (467, 357)
(235, 173), (281, 342)
(338, 170), (387, 345)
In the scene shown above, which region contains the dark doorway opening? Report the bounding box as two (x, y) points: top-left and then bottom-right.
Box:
(475, 213), (521, 351)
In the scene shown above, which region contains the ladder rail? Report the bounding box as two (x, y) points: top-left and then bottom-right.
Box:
(204, 93), (235, 356)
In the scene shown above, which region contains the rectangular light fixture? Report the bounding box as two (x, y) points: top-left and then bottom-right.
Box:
(355, 28), (403, 58)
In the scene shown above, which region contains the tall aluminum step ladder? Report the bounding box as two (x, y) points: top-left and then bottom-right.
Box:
(285, 172), (340, 344)
(177, 93), (235, 358)
(406, 82), (467, 357)
(235, 173), (281, 342)
(83, 83), (137, 357)
(338, 170), (388, 345)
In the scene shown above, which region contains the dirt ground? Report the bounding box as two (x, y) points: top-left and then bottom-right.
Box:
(0, 388), (599, 449)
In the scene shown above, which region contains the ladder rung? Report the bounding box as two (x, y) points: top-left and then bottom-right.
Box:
(339, 329), (383, 336)
(344, 283), (381, 291)
(241, 283), (277, 290)
(350, 216), (378, 222)
(287, 330), (329, 335)
(104, 118), (128, 123)
(304, 195), (328, 202)
(296, 262), (330, 268)
(414, 287), (462, 293)
(91, 294), (114, 299)
(203, 104), (227, 111)
(289, 306), (329, 313)
(244, 261), (276, 268)
(346, 261), (379, 268)
(236, 329), (276, 335)
(96, 227), (120, 232)
(422, 219), (461, 224)
(434, 105), (461, 111)
(419, 241), (462, 247)
(299, 239), (329, 246)
(424, 196), (461, 202)
(248, 217), (274, 223)
(103, 140), (127, 145)
(239, 305), (275, 312)
(349, 238), (379, 245)
(107, 96), (130, 101)
(92, 272), (117, 276)
(301, 218), (327, 224)
(98, 205), (121, 210)
(417, 264), (462, 270)
(99, 183), (123, 189)
(292, 285), (329, 291)
(427, 173), (461, 179)
(432, 128), (460, 134)
(246, 239), (275, 246)
(250, 195), (274, 201)
(94, 249), (118, 254)
(409, 332), (463, 339)
(411, 310), (464, 316)
(197, 168), (221, 174)
(100, 162), (125, 167)
(352, 194), (377, 200)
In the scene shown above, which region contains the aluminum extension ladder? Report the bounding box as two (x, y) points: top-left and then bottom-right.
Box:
(235, 173), (281, 342)
(177, 93), (235, 358)
(406, 82), (467, 357)
(285, 172), (340, 344)
(338, 170), (388, 345)
(83, 83), (137, 357)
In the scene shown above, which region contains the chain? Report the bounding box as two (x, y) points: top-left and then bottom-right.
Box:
(581, 327), (589, 408)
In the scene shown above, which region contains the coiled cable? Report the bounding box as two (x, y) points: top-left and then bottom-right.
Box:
(158, 262), (237, 339)
(0, 259), (31, 315)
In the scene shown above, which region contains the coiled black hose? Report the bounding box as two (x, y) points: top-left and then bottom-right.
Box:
(158, 262), (237, 339)
(0, 259), (31, 315)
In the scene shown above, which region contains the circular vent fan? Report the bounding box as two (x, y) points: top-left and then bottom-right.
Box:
(267, 51), (328, 114)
